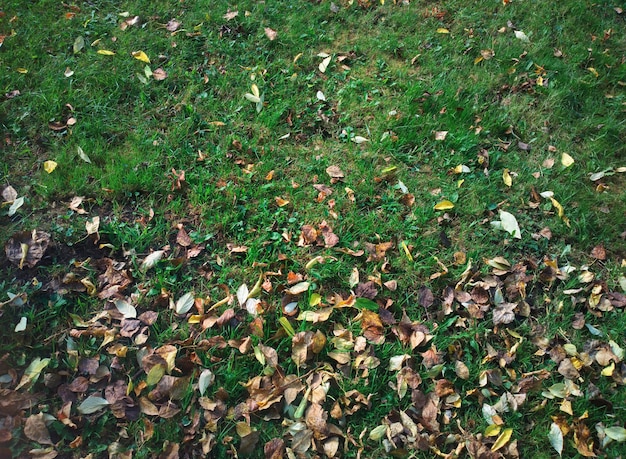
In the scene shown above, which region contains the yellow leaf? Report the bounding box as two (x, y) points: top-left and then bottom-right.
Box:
(548, 196), (570, 227)
(587, 67), (599, 78)
(502, 168), (512, 187)
(43, 160), (58, 173)
(97, 50), (116, 55)
(16, 67), (28, 74)
(561, 153), (575, 167)
(485, 424), (501, 437)
(131, 50), (150, 63)
(400, 241), (413, 262)
(434, 200), (454, 211)
(474, 56), (484, 65)
(274, 196), (289, 207)
(437, 28), (450, 34)
(251, 83), (260, 98)
(491, 428), (513, 451)
(293, 52), (303, 64)
(601, 361), (615, 376)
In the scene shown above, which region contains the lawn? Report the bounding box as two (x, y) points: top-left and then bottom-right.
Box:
(1, 0), (626, 457)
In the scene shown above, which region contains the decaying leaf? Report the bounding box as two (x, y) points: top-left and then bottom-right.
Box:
(5, 230), (51, 269)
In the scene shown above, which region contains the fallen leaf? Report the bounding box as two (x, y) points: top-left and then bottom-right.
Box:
(435, 130), (448, 141)
(43, 160), (57, 173)
(5, 230), (51, 269)
(152, 68), (168, 80)
(561, 153), (575, 167)
(1, 185), (17, 202)
(97, 50), (116, 55)
(223, 10), (239, 20)
(7, 196), (24, 216)
(352, 135), (369, 144)
(604, 426), (626, 442)
(264, 27), (277, 41)
(514, 30), (529, 42)
(114, 299), (137, 319)
(548, 422), (563, 456)
(319, 55), (332, 73)
(175, 292), (195, 315)
(24, 413), (53, 445)
(492, 427), (513, 451)
(77, 395), (110, 414)
(434, 200), (454, 211)
(502, 168), (512, 187)
(77, 146), (91, 163)
(326, 165), (344, 179)
(166, 19), (181, 32)
(491, 210), (521, 239)
(141, 250), (165, 271)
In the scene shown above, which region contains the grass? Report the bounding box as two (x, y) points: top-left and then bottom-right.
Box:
(1, 0), (626, 457)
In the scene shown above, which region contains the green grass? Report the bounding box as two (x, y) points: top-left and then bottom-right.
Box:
(1, 0), (626, 457)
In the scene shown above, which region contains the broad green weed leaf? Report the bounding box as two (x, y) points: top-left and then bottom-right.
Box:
(355, 298), (378, 311)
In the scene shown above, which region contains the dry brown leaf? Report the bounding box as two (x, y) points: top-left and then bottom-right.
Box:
(264, 438), (286, 459)
(305, 403), (328, 439)
(24, 413), (53, 445)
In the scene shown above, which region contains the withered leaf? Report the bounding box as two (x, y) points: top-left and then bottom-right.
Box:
(24, 413), (53, 445)
(493, 303), (516, 325)
(264, 438), (286, 459)
(305, 403), (328, 439)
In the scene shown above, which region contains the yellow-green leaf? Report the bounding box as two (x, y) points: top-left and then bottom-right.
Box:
(43, 160), (57, 173)
(17, 68), (28, 74)
(485, 424), (501, 437)
(97, 49), (116, 55)
(146, 363), (166, 386)
(434, 200), (454, 211)
(437, 28), (450, 33)
(491, 428), (513, 451)
(605, 426), (626, 442)
(309, 293), (321, 307)
(561, 153), (575, 167)
(131, 50), (150, 63)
